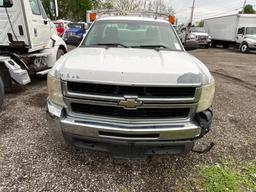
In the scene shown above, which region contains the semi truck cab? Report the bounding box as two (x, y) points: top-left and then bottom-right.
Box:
(0, 0), (67, 107)
(237, 26), (256, 52)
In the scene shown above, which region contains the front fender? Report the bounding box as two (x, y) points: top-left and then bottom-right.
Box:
(51, 34), (68, 51)
(42, 34), (68, 68)
(243, 38), (256, 48)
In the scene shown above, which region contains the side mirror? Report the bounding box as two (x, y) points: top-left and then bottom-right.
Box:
(0, 0), (13, 7)
(50, 0), (59, 18)
(84, 23), (89, 30)
(183, 40), (199, 51)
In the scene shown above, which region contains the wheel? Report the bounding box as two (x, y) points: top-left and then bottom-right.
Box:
(0, 76), (5, 108)
(0, 64), (12, 90)
(56, 49), (65, 60)
(240, 42), (249, 53)
(211, 41), (216, 48)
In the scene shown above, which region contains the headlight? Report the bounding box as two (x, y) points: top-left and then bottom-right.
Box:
(188, 34), (196, 40)
(197, 81), (215, 112)
(47, 74), (65, 107)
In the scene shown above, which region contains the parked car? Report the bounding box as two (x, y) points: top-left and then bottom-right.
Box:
(191, 27), (211, 48)
(179, 27), (211, 48)
(47, 16), (215, 159)
(204, 14), (256, 53)
(64, 22), (87, 43)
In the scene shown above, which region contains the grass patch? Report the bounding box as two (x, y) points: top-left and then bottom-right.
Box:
(200, 160), (256, 192)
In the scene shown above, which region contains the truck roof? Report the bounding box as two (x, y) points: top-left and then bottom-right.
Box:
(97, 16), (170, 24)
(205, 13), (256, 21)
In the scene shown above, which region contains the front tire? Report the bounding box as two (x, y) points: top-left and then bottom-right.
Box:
(211, 41), (216, 48)
(240, 42), (249, 53)
(0, 76), (5, 108)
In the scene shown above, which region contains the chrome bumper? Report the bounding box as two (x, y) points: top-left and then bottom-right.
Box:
(47, 100), (201, 143)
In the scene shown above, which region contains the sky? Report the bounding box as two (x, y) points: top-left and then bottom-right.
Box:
(166, 0), (256, 24)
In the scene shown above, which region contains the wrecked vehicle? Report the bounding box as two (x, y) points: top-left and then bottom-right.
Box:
(47, 16), (215, 159)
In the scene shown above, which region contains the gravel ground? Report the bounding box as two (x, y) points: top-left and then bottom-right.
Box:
(0, 48), (256, 192)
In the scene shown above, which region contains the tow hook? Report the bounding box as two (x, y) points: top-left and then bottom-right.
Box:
(195, 107), (213, 138)
(192, 142), (215, 154)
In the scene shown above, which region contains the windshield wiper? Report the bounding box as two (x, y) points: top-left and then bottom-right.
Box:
(133, 45), (168, 48)
(132, 45), (176, 51)
(87, 43), (129, 48)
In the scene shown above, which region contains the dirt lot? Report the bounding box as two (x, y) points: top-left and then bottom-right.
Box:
(0, 48), (256, 192)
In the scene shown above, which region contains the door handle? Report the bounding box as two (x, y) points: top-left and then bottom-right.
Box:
(44, 20), (48, 25)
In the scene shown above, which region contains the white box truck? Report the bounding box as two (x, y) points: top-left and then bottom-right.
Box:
(204, 14), (256, 53)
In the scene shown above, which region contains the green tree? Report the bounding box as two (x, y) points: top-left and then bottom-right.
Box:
(42, 0), (96, 21)
(243, 4), (256, 14)
(197, 20), (204, 27)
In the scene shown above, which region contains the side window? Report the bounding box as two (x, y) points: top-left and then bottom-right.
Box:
(38, 0), (48, 19)
(238, 27), (245, 35)
(29, 0), (41, 15)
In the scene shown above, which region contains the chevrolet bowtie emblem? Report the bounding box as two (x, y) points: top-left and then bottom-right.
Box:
(118, 96), (143, 110)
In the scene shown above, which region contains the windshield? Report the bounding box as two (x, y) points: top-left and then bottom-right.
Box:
(191, 27), (205, 33)
(246, 27), (256, 35)
(81, 20), (182, 50)
(68, 23), (83, 29)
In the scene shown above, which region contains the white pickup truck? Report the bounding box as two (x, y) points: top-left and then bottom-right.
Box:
(47, 16), (215, 159)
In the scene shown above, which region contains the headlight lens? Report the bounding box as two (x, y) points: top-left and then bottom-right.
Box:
(188, 34), (196, 40)
(197, 81), (215, 112)
(47, 74), (65, 107)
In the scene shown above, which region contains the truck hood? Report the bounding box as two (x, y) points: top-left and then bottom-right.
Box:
(54, 48), (212, 86)
(244, 34), (256, 41)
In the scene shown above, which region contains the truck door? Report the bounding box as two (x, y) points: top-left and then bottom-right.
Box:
(236, 27), (245, 44)
(29, 0), (51, 51)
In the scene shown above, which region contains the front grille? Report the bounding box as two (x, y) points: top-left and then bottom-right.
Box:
(71, 103), (190, 119)
(67, 82), (196, 98)
(197, 36), (207, 41)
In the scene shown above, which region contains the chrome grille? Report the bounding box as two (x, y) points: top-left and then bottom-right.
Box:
(63, 81), (201, 121)
(197, 36), (207, 41)
(71, 103), (190, 119)
(67, 82), (196, 98)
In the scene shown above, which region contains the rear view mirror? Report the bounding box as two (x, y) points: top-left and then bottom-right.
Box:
(0, 0), (13, 7)
(50, 0), (59, 18)
(183, 40), (199, 51)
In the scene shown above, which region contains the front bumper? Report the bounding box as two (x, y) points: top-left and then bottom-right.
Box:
(197, 40), (211, 45)
(47, 100), (210, 158)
